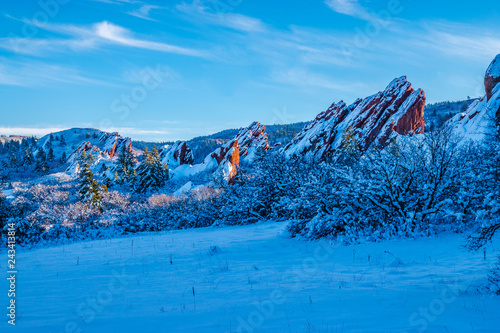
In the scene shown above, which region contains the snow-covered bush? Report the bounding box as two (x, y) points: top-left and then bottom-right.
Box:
(6, 218), (46, 247)
(287, 129), (488, 243)
(147, 193), (179, 208)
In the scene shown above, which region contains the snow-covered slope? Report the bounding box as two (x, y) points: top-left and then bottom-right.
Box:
(448, 54), (500, 141)
(2, 222), (498, 333)
(283, 76), (425, 160)
(38, 128), (108, 159)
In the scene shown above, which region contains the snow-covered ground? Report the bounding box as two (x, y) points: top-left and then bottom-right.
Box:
(1, 223), (499, 332)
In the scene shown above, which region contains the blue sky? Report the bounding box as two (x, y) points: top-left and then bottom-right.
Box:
(0, 0), (499, 141)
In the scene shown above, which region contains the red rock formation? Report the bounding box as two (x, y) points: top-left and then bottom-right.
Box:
(67, 131), (135, 175)
(200, 122), (268, 183)
(235, 122), (270, 160)
(448, 54), (500, 141)
(283, 76), (426, 160)
(211, 139), (240, 167)
(485, 54), (500, 102)
(161, 141), (194, 168)
(173, 142), (194, 165)
(109, 138), (118, 158)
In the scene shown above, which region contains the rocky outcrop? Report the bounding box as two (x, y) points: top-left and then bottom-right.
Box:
(283, 76), (426, 160)
(175, 122), (269, 183)
(485, 54), (500, 102)
(68, 132), (132, 164)
(160, 141), (194, 169)
(234, 121), (270, 162)
(208, 139), (240, 183)
(204, 122), (270, 182)
(448, 54), (500, 141)
(66, 131), (136, 175)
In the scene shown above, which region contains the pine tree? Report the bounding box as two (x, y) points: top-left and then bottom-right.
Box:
(77, 152), (106, 209)
(60, 136), (66, 147)
(134, 146), (169, 193)
(49, 132), (54, 143)
(8, 151), (18, 168)
(78, 159), (94, 202)
(48, 146), (55, 162)
(89, 179), (105, 210)
(60, 151), (67, 163)
(23, 149), (34, 165)
(340, 126), (359, 156)
(40, 160), (50, 175)
(34, 157), (42, 173)
(36, 149), (47, 162)
(117, 145), (136, 183)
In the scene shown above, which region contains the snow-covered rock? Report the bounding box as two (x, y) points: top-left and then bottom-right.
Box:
(61, 130), (140, 176)
(283, 76), (426, 160)
(159, 141), (194, 169)
(172, 122), (269, 183)
(485, 54), (500, 102)
(233, 121), (270, 163)
(448, 54), (500, 142)
(204, 139), (240, 183)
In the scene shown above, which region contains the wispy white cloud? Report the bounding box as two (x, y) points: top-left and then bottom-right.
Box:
(0, 58), (119, 87)
(324, 0), (375, 21)
(176, 2), (267, 33)
(127, 4), (162, 21)
(412, 21), (500, 62)
(94, 21), (205, 56)
(0, 17), (207, 57)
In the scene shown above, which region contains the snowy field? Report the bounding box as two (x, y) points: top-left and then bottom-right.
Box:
(1, 222), (499, 333)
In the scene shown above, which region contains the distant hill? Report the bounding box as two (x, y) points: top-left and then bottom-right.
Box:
(0, 135), (34, 144)
(2, 99), (476, 166)
(134, 122), (309, 163)
(424, 99), (478, 131)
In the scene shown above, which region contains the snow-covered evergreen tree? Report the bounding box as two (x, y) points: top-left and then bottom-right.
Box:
(23, 149), (34, 165)
(78, 159), (94, 201)
(117, 145), (136, 184)
(48, 145), (55, 162)
(40, 160), (50, 175)
(60, 151), (67, 163)
(134, 146), (169, 193)
(77, 154), (105, 209)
